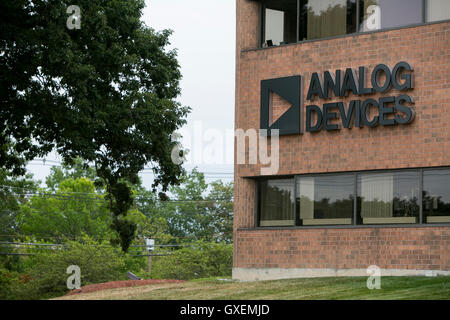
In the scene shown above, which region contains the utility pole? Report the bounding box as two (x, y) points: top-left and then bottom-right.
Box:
(148, 254), (152, 273)
(145, 238), (155, 274)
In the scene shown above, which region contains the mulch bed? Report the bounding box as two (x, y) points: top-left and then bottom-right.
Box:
(65, 279), (186, 296)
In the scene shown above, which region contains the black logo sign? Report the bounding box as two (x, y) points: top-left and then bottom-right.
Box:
(260, 76), (302, 136)
(260, 62), (415, 135)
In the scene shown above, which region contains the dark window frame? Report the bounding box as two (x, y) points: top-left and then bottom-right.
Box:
(259, 177), (296, 227)
(255, 174), (294, 227)
(296, 171), (356, 226)
(258, 0), (449, 48)
(261, 0), (299, 46)
(422, 167), (450, 223)
(357, 170), (422, 225)
(255, 166), (450, 229)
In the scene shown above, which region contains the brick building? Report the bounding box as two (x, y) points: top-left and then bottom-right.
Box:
(233, 0), (450, 281)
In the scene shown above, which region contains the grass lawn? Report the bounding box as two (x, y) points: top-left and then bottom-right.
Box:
(55, 276), (450, 300)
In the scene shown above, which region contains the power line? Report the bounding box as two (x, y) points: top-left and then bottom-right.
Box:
(0, 185), (233, 202)
(29, 158), (234, 175)
(0, 242), (191, 248)
(0, 239), (229, 257)
(0, 184), (100, 196)
(0, 232), (233, 240)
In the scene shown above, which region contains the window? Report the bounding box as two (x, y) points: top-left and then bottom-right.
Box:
(423, 169), (450, 223)
(296, 174), (354, 225)
(259, 178), (295, 226)
(359, 0), (423, 32)
(427, 0), (450, 22)
(357, 171), (420, 224)
(300, 0), (357, 41)
(257, 168), (450, 227)
(259, 0), (450, 47)
(263, 0), (297, 46)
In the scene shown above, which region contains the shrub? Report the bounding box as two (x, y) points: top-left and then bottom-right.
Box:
(150, 241), (232, 280)
(0, 268), (19, 299)
(10, 237), (128, 299)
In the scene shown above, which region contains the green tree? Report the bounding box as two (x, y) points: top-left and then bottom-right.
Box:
(0, 0), (190, 251)
(45, 157), (97, 191)
(151, 241), (233, 280)
(136, 169), (234, 243)
(0, 169), (39, 270)
(205, 180), (234, 243)
(17, 177), (113, 240)
(125, 210), (174, 245)
(0, 169), (39, 239)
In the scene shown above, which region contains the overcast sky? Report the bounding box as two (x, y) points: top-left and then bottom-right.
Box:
(27, 0), (236, 187)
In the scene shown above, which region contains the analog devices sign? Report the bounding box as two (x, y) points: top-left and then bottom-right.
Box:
(260, 62), (415, 135)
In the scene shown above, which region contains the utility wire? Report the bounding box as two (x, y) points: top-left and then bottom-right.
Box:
(0, 242), (191, 248)
(0, 185), (233, 201)
(0, 232), (233, 240)
(29, 158), (234, 175)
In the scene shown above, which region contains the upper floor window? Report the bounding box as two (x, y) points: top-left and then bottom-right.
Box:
(359, 0), (423, 32)
(263, 0), (298, 46)
(260, 0), (450, 47)
(427, 0), (450, 22)
(300, 0), (357, 41)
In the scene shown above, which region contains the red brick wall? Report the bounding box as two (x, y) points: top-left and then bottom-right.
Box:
(235, 228), (450, 271)
(234, 0), (450, 271)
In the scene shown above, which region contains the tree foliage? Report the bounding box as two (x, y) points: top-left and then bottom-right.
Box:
(11, 237), (128, 299)
(0, 169), (39, 239)
(0, 0), (190, 251)
(45, 157), (97, 191)
(136, 169), (234, 243)
(150, 241), (233, 280)
(0, 166), (235, 298)
(17, 177), (113, 240)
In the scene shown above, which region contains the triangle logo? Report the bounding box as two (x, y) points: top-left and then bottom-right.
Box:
(269, 92), (292, 127)
(260, 75), (302, 136)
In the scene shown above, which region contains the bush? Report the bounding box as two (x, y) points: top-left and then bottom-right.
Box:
(10, 237), (128, 299)
(150, 241), (232, 280)
(0, 268), (20, 299)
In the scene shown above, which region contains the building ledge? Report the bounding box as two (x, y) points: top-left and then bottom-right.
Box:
(237, 223), (450, 231)
(232, 267), (450, 282)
